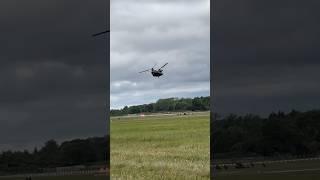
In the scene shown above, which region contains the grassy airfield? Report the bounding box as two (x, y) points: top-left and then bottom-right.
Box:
(110, 112), (210, 180)
(2, 111), (320, 180)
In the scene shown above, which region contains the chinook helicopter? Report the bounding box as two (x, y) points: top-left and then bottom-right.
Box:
(139, 63), (168, 77)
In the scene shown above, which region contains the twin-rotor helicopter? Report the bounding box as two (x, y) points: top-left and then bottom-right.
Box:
(93, 30), (169, 78)
(139, 63), (168, 78)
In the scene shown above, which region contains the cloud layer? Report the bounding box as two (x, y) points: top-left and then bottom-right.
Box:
(111, 0), (210, 109)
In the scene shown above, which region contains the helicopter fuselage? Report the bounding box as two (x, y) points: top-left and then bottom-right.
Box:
(139, 63), (167, 78)
(151, 69), (163, 77)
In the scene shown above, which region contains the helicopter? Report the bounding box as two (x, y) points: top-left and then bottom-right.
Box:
(92, 30), (109, 37)
(139, 63), (168, 77)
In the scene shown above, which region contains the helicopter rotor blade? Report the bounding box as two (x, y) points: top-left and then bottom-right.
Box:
(92, 30), (110, 37)
(152, 63), (157, 69)
(159, 62), (168, 69)
(139, 69), (151, 73)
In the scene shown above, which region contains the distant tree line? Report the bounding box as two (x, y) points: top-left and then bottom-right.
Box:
(213, 110), (320, 159)
(111, 96), (210, 116)
(0, 136), (109, 175)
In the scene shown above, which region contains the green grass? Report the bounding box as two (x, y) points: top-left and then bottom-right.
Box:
(110, 113), (210, 180)
(214, 159), (320, 180)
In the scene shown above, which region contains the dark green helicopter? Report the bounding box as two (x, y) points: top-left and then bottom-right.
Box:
(139, 63), (168, 78)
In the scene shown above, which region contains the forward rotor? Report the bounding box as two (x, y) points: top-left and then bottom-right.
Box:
(159, 62), (168, 70)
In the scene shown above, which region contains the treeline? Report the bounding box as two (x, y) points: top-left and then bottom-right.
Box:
(213, 110), (320, 159)
(0, 136), (109, 175)
(111, 96), (210, 116)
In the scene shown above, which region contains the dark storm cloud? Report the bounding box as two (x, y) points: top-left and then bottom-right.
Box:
(213, 0), (320, 116)
(0, 0), (108, 150)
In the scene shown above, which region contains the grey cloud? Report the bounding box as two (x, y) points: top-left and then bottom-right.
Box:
(111, 0), (210, 109)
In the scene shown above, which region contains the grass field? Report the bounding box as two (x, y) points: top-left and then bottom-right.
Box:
(214, 159), (320, 180)
(110, 112), (210, 180)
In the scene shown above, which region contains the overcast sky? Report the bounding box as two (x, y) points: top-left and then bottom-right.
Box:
(110, 0), (210, 109)
(0, 0), (108, 151)
(213, 0), (320, 116)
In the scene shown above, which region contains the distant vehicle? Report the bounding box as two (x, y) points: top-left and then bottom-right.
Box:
(92, 30), (109, 37)
(139, 63), (168, 78)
